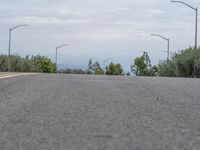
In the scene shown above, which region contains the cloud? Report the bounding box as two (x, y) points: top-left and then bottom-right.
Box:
(4, 16), (91, 24)
(76, 28), (149, 42)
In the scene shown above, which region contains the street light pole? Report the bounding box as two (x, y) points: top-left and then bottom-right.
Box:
(167, 38), (170, 60)
(8, 24), (28, 72)
(103, 58), (113, 75)
(170, 1), (198, 50)
(8, 29), (11, 57)
(55, 44), (70, 73)
(195, 8), (198, 50)
(150, 34), (170, 60)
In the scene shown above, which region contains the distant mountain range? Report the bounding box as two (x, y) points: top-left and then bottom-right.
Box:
(57, 64), (88, 70)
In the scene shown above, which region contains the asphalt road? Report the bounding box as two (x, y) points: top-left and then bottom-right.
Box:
(0, 73), (20, 79)
(0, 73), (36, 79)
(0, 74), (200, 150)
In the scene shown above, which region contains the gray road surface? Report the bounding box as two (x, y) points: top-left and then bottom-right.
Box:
(0, 74), (200, 150)
(0, 73), (36, 79)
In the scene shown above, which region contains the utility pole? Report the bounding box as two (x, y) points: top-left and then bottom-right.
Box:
(170, 1), (198, 50)
(8, 24), (28, 72)
(55, 44), (70, 73)
(150, 34), (170, 60)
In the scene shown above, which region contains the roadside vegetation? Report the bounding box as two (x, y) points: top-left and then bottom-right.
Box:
(131, 51), (158, 76)
(158, 47), (200, 78)
(0, 55), (55, 73)
(0, 46), (200, 77)
(60, 58), (124, 75)
(131, 47), (200, 78)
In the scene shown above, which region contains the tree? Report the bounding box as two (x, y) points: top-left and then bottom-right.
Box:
(87, 58), (93, 74)
(158, 47), (200, 78)
(32, 55), (55, 73)
(0, 54), (56, 73)
(149, 65), (158, 76)
(93, 61), (104, 75)
(106, 62), (123, 75)
(131, 55), (146, 76)
(0, 55), (9, 72)
(131, 51), (158, 76)
(87, 59), (104, 75)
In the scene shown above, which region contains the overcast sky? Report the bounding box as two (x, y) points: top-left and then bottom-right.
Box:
(0, 0), (199, 71)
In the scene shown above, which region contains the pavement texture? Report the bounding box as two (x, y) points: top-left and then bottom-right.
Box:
(0, 73), (18, 78)
(0, 72), (36, 79)
(0, 74), (200, 150)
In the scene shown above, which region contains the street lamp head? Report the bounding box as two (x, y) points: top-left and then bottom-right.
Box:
(11, 24), (28, 30)
(150, 34), (157, 36)
(150, 33), (169, 41)
(170, 0), (186, 4)
(103, 58), (114, 63)
(20, 24), (28, 26)
(61, 44), (70, 47)
(170, 1), (196, 10)
(56, 44), (70, 49)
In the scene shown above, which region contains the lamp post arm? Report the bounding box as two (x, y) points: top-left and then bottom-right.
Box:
(56, 44), (70, 50)
(11, 24), (28, 31)
(170, 1), (198, 50)
(55, 44), (70, 73)
(170, 1), (196, 10)
(150, 34), (169, 41)
(103, 58), (114, 64)
(150, 34), (170, 60)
